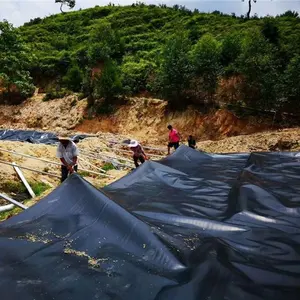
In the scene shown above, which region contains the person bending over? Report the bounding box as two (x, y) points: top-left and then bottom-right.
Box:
(167, 125), (181, 155)
(128, 139), (148, 168)
(188, 135), (196, 149)
(56, 136), (79, 183)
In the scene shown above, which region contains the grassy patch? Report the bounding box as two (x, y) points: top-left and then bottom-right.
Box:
(0, 180), (50, 197)
(29, 181), (51, 197)
(102, 163), (115, 171)
(0, 181), (51, 222)
(95, 183), (107, 189)
(0, 181), (27, 194)
(78, 170), (91, 177)
(0, 206), (23, 222)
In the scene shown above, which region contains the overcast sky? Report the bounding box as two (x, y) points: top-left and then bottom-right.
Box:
(0, 0), (299, 27)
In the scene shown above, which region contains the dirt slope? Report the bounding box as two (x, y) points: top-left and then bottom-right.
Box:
(0, 95), (269, 143)
(0, 93), (299, 155)
(0, 94), (86, 133)
(76, 97), (267, 144)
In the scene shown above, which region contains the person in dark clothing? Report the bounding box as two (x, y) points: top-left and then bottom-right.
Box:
(128, 139), (148, 168)
(188, 135), (196, 149)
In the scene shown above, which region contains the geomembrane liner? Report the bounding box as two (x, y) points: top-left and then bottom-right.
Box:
(0, 145), (299, 300)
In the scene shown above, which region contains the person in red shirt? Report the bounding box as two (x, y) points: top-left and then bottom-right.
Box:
(128, 139), (148, 168)
(167, 125), (181, 155)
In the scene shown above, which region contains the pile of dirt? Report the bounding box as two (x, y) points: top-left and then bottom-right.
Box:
(198, 128), (300, 153)
(0, 94), (86, 132)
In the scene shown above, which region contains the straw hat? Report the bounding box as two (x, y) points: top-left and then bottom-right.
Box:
(128, 139), (139, 148)
(58, 136), (71, 142)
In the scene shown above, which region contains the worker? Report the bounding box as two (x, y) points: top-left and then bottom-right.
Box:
(167, 125), (181, 155)
(188, 135), (196, 149)
(128, 139), (148, 168)
(56, 136), (79, 183)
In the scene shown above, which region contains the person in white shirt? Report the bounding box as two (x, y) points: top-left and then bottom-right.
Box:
(56, 136), (79, 183)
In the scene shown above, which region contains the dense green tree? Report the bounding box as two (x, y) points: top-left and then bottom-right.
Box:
(121, 58), (154, 94)
(190, 34), (222, 102)
(221, 32), (243, 74)
(280, 10), (299, 18)
(63, 64), (83, 92)
(281, 55), (300, 112)
(262, 19), (279, 45)
(93, 60), (122, 101)
(236, 30), (281, 109)
(158, 32), (192, 107)
(0, 21), (35, 104)
(87, 21), (124, 65)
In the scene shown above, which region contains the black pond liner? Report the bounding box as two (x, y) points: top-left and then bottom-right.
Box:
(0, 129), (89, 144)
(0, 145), (299, 300)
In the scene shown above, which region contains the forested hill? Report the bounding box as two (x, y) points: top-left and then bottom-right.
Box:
(2, 4), (300, 115)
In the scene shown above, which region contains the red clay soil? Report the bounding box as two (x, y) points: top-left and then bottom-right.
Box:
(75, 98), (268, 144)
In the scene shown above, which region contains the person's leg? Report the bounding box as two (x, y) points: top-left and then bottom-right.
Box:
(133, 156), (139, 168)
(139, 155), (145, 164)
(167, 142), (172, 155)
(61, 165), (68, 183)
(174, 142), (179, 150)
(74, 165), (78, 172)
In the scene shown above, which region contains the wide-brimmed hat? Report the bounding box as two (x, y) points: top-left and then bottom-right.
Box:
(58, 136), (71, 141)
(128, 139), (139, 148)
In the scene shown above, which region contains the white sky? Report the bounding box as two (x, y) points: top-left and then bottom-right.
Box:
(0, 0), (299, 27)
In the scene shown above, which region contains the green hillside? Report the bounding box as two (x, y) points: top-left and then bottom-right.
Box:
(1, 4), (300, 114)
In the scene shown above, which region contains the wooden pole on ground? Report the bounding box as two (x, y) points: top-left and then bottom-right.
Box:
(0, 204), (15, 213)
(12, 162), (36, 198)
(0, 160), (61, 179)
(0, 193), (28, 210)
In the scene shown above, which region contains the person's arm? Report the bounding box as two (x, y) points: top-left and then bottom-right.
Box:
(72, 144), (79, 166)
(72, 156), (78, 166)
(60, 158), (73, 172)
(57, 145), (71, 170)
(69, 144), (79, 173)
(141, 146), (148, 159)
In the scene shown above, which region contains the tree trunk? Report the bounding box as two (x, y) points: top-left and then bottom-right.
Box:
(60, 3), (64, 13)
(247, 0), (252, 19)
(7, 83), (11, 105)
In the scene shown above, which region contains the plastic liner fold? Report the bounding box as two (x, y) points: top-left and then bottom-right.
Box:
(0, 145), (299, 300)
(0, 129), (88, 144)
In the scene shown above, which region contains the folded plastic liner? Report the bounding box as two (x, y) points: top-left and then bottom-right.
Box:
(0, 145), (299, 300)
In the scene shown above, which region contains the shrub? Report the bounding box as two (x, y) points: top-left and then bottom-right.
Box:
(43, 88), (72, 101)
(63, 64), (83, 92)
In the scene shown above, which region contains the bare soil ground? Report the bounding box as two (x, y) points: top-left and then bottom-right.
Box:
(198, 128), (300, 153)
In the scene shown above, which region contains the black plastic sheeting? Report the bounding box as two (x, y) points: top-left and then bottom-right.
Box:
(0, 145), (299, 300)
(0, 129), (88, 144)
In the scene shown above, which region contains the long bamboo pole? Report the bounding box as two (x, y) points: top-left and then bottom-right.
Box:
(0, 193), (28, 210)
(0, 159), (61, 178)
